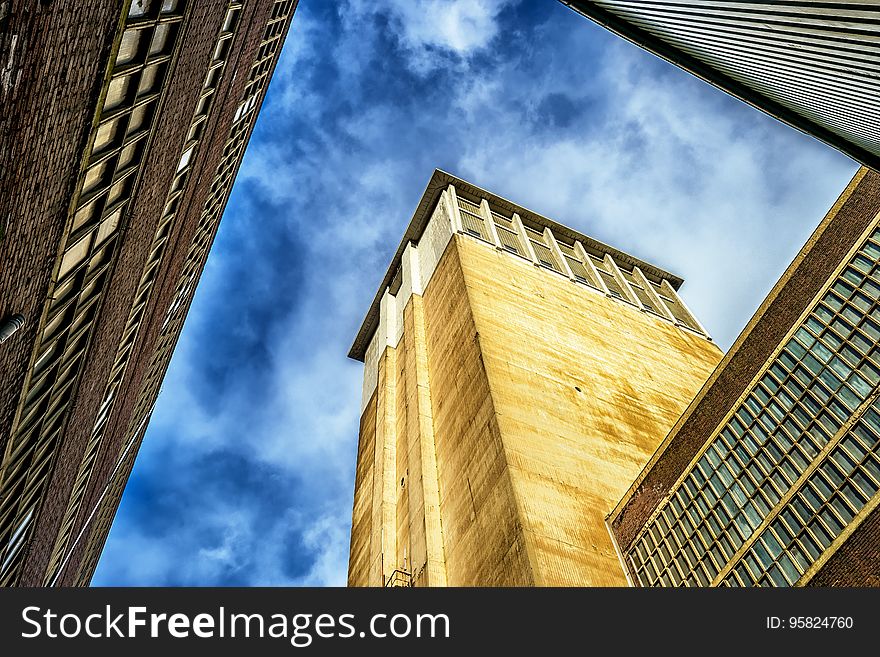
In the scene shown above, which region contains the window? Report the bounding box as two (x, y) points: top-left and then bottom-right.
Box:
(81, 160), (112, 196)
(204, 66), (222, 90)
(223, 8), (240, 32)
(95, 208), (122, 247)
(1, 510), (34, 576)
(127, 101), (155, 135)
(197, 94), (214, 118)
(128, 0), (153, 18)
(149, 23), (174, 56)
(93, 118), (123, 153)
(457, 197), (489, 241)
(177, 144), (195, 172)
(58, 233), (93, 279)
(491, 212), (525, 257)
(531, 241), (559, 270)
(213, 37), (231, 62)
(629, 227), (880, 587)
(116, 28), (145, 65)
(107, 177), (133, 206)
(117, 139), (145, 171)
(137, 63), (163, 96)
(186, 120), (205, 142)
(659, 290), (700, 331)
(620, 267), (658, 312)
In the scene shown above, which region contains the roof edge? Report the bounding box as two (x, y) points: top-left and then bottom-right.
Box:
(348, 169), (687, 361)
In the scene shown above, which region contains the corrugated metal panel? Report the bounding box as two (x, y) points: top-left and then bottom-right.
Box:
(562, 1), (880, 170)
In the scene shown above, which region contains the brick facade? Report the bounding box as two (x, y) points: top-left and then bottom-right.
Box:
(0, 1), (122, 454)
(0, 0), (296, 586)
(611, 169), (880, 554)
(808, 506), (880, 587)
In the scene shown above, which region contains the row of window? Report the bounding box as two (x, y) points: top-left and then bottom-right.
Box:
(66, 0), (296, 587)
(42, 2), (244, 586)
(0, 3), (187, 586)
(626, 226), (880, 587)
(722, 409), (880, 586)
(71, 416), (147, 588)
(452, 193), (705, 335)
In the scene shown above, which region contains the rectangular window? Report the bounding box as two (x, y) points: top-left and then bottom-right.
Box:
(129, 0), (154, 18)
(116, 28), (146, 65)
(177, 144), (195, 173)
(93, 118), (123, 153)
(1, 509), (34, 575)
(149, 24), (171, 57)
(58, 233), (93, 279)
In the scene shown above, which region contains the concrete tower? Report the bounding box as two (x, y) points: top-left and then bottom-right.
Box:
(347, 171), (723, 586)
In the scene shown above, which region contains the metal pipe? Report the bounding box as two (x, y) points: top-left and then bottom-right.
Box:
(0, 314), (25, 344)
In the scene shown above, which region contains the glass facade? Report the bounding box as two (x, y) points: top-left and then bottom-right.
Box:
(626, 226), (880, 587)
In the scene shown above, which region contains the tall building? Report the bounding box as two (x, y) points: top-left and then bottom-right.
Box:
(0, 0), (297, 586)
(347, 171), (723, 586)
(560, 1), (880, 171)
(609, 167), (880, 587)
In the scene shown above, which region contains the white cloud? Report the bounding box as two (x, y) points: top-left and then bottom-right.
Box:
(297, 514), (351, 587)
(452, 40), (858, 348)
(343, 0), (516, 72)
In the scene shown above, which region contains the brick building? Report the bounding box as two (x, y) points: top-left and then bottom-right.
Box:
(0, 0), (297, 586)
(609, 168), (880, 587)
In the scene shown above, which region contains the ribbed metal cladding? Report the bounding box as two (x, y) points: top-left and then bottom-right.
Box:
(561, 1), (880, 170)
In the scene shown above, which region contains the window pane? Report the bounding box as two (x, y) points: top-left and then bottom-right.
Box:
(137, 64), (162, 96)
(93, 118), (121, 153)
(59, 233), (93, 279)
(129, 0), (153, 18)
(116, 28), (144, 65)
(96, 208), (122, 247)
(149, 24), (172, 56)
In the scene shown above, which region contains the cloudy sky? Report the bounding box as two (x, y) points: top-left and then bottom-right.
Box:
(92, 0), (859, 586)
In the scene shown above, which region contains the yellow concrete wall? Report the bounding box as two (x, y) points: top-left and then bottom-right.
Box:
(348, 234), (722, 586)
(422, 243), (535, 586)
(455, 236), (723, 585)
(347, 391), (376, 586)
(349, 296), (448, 586)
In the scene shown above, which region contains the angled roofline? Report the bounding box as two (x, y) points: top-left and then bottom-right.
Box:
(348, 169), (686, 362)
(558, 1), (880, 173)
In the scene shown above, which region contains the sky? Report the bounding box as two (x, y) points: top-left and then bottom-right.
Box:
(92, 0), (859, 586)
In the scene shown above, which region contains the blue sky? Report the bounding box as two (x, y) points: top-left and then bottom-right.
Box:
(92, 0), (859, 586)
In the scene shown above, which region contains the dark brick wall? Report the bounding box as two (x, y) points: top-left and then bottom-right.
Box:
(0, 1), (124, 455)
(13, 0), (229, 586)
(7, 0), (295, 585)
(47, 0), (292, 587)
(808, 505), (880, 587)
(611, 169), (880, 554)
